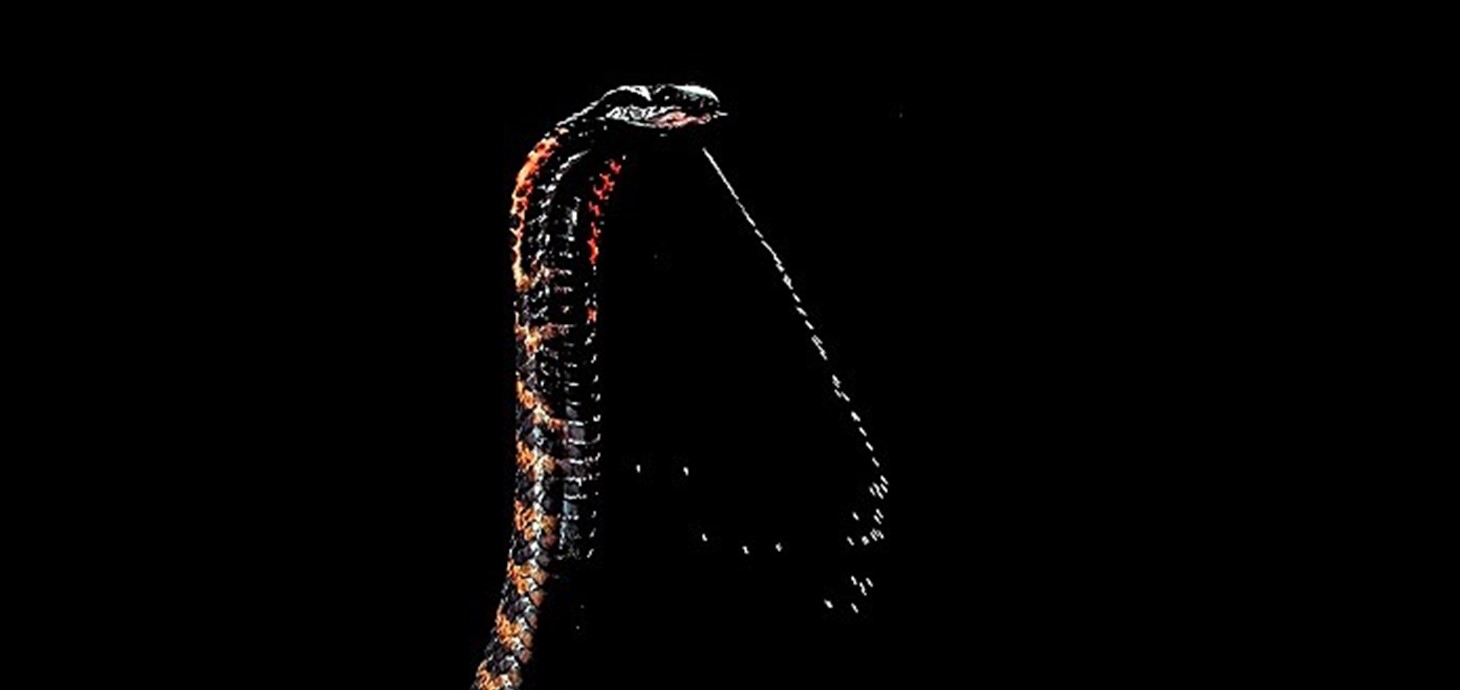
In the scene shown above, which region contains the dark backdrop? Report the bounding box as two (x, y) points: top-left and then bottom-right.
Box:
(110, 26), (1259, 688)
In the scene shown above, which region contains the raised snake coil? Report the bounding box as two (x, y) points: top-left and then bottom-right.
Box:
(473, 84), (723, 690)
(474, 84), (887, 689)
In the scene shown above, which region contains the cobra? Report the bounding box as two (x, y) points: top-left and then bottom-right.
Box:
(475, 84), (725, 690)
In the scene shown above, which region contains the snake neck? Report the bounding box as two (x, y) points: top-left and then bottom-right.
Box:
(476, 124), (624, 690)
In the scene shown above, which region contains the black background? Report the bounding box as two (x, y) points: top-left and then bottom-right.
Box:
(72, 22), (1275, 687)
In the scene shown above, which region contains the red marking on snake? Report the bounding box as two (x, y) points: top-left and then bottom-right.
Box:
(511, 138), (558, 292)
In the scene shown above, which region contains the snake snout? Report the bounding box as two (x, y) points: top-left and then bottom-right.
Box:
(650, 84), (725, 128)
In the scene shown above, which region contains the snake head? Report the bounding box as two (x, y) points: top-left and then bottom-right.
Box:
(592, 84), (725, 131)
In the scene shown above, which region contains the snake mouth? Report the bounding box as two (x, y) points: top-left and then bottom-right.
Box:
(652, 109), (725, 129)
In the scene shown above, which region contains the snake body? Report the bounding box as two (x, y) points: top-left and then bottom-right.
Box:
(474, 84), (723, 690)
